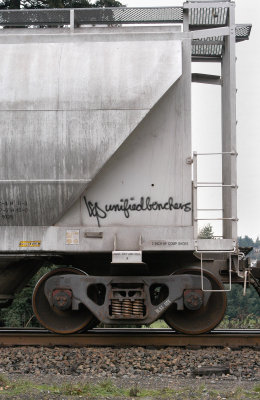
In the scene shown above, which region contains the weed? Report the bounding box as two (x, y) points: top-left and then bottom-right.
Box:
(129, 384), (140, 397)
(0, 375), (8, 387)
(63, 383), (85, 396)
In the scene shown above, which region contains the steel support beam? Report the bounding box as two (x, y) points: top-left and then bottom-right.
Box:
(221, 2), (237, 239)
(192, 73), (222, 85)
(192, 40), (224, 45)
(192, 56), (222, 62)
(190, 26), (230, 39)
(184, 1), (232, 9)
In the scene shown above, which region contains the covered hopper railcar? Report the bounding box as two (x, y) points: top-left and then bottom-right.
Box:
(0, 1), (258, 334)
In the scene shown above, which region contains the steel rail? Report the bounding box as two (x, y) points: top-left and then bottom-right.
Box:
(0, 328), (259, 347)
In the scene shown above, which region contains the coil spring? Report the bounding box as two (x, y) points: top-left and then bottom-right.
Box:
(111, 298), (145, 317)
(111, 299), (122, 316)
(132, 299), (144, 316)
(122, 299), (132, 317)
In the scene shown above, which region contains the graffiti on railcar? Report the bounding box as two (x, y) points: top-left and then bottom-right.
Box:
(83, 196), (192, 227)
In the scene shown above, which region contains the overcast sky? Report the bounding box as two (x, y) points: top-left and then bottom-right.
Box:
(125, 0), (260, 239)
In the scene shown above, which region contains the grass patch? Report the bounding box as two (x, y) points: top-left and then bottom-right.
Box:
(62, 379), (128, 397)
(145, 320), (168, 329)
(0, 375), (8, 387)
(0, 377), (259, 399)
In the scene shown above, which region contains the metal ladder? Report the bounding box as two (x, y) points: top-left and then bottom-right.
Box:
(193, 150), (238, 239)
(193, 151), (237, 292)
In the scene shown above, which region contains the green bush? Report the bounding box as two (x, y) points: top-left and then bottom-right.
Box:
(0, 266), (53, 327)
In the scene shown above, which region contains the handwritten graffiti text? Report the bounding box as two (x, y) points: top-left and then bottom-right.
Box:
(84, 196), (191, 227)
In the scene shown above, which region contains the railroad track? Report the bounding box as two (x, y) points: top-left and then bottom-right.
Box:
(0, 328), (259, 347)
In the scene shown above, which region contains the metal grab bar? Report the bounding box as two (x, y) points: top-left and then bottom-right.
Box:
(194, 217), (236, 221)
(194, 184), (237, 188)
(197, 251), (233, 293)
(194, 151), (237, 156)
(197, 209), (223, 211)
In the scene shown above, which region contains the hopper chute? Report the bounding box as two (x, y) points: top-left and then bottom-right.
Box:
(0, 30), (182, 225)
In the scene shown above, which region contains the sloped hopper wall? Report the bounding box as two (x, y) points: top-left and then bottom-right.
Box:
(58, 70), (192, 229)
(0, 28), (182, 226)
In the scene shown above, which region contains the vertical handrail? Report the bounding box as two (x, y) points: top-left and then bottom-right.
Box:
(193, 152), (198, 239)
(199, 251), (232, 292)
(70, 9), (75, 32)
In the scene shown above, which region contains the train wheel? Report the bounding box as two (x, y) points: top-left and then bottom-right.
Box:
(164, 268), (227, 335)
(32, 267), (96, 334)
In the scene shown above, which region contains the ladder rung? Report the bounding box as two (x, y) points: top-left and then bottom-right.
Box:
(194, 184), (237, 188)
(194, 217), (234, 221)
(197, 209), (223, 211)
(194, 152), (237, 156)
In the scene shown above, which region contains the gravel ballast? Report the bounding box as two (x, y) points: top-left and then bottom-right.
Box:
(0, 346), (259, 399)
(0, 346), (259, 380)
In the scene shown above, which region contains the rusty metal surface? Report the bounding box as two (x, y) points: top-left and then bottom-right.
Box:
(32, 268), (96, 335)
(43, 273), (212, 328)
(0, 328), (259, 347)
(164, 268), (226, 335)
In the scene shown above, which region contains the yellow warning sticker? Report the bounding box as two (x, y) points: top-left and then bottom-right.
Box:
(66, 230), (80, 245)
(19, 241), (41, 248)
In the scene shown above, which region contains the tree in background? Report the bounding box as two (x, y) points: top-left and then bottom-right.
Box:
(198, 223), (214, 239)
(0, 266), (54, 327)
(0, 0), (123, 9)
(238, 235), (255, 248)
(226, 284), (259, 320)
(197, 225), (259, 327)
(223, 234), (260, 327)
(238, 235), (260, 260)
(94, 0), (123, 6)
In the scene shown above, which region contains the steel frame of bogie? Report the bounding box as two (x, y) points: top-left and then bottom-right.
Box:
(42, 273), (212, 325)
